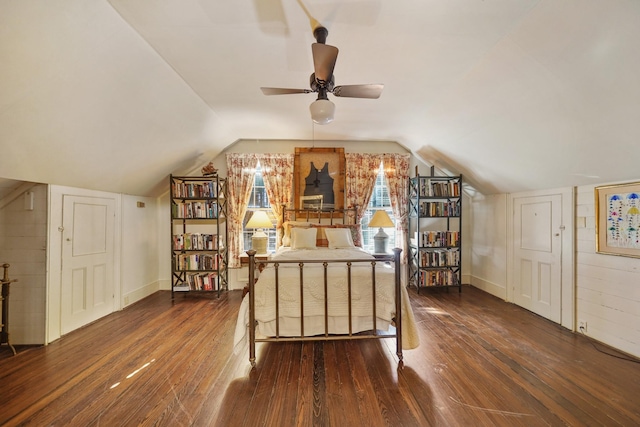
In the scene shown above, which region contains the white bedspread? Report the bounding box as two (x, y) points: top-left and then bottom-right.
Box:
(233, 247), (420, 353)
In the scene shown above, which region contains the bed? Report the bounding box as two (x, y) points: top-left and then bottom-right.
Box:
(233, 208), (419, 367)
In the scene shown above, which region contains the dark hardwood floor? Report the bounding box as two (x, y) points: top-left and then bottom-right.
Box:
(1, 286), (639, 426)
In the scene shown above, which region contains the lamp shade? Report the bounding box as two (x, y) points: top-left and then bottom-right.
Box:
(246, 211), (273, 229)
(368, 210), (394, 228)
(369, 210), (393, 254)
(309, 99), (335, 125)
(246, 211), (272, 254)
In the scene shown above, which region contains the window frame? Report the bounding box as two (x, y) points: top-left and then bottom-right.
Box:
(360, 162), (396, 253)
(242, 162), (277, 253)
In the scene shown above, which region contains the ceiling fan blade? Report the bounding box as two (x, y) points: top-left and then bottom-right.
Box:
(312, 43), (339, 83)
(332, 84), (384, 99)
(261, 87), (312, 95)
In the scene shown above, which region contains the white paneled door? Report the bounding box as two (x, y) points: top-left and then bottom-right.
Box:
(60, 195), (116, 335)
(513, 194), (562, 323)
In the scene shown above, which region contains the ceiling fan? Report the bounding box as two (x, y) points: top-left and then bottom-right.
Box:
(260, 26), (384, 125)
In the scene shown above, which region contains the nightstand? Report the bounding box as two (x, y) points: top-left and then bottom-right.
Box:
(370, 252), (394, 268)
(240, 252), (270, 271)
(240, 252), (270, 297)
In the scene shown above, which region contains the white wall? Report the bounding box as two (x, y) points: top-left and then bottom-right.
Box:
(157, 193), (171, 290)
(471, 185), (639, 359)
(121, 194), (161, 307)
(576, 184), (640, 358)
(0, 184), (47, 344)
(47, 185), (161, 343)
(469, 193), (508, 298)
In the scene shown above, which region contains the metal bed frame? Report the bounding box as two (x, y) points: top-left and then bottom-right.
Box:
(246, 246), (403, 367)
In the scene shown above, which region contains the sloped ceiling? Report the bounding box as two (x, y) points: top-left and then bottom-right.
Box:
(1, 1), (639, 196)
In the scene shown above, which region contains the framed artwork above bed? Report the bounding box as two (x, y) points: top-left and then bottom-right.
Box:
(294, 147), (345, 213)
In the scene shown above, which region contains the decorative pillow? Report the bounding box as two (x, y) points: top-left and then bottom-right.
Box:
(291, 227), (318, 249)
(334, 224), (363, 247)
(311, 223), (363, 247)
(324, 227), (355, 249)
(281, 221), (315, 246)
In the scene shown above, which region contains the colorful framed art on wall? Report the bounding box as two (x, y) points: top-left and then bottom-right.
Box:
(595, 181), (640, 257)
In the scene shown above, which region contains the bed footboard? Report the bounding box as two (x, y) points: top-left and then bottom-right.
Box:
(247, 248), (403, 367)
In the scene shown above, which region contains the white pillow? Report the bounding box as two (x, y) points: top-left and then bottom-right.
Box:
(281, 221), (314, 246)
(291, 227), (317, 249)
(324, 227), (355, 249)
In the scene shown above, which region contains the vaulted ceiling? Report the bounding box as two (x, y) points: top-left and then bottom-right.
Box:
(2, 1), (639, 196)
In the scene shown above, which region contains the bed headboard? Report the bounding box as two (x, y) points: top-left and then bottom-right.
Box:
(281, 205), (358, 224)
(279, 205), (362, 248)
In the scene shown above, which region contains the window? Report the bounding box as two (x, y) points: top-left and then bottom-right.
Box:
(361, 162), (396, 252)
(242, 162), (277, 253)
(242, 161), (395, 254)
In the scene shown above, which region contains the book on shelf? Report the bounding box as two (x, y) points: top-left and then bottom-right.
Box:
(418, 200), (460, 217)
(419, 269), (458, 287)
(419, 249), (460, 268)
(175, 253), (220, 271)
(185, 272), (218, 291)
(172, 201), (219, 219)
(414, 231), (459, 247)
(417, 178), (460, 198)
(171, 181), (217, 199)
(172, 233), (219, 250)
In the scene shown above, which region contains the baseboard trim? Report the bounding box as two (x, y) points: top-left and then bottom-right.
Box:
(123, 281), (160, 308)
(470, 275), (507, 300)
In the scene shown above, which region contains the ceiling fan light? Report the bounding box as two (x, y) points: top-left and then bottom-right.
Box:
(309, 99), (335, 125)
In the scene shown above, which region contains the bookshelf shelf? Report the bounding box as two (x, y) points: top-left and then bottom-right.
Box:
(408, 168), (462, 293)
(170, 174), (228, 297)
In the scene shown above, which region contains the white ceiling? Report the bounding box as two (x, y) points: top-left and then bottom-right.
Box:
(2, 0), (640, 196)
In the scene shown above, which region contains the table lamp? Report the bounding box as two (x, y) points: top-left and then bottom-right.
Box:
(368, 210), (394, 254)
(246, 210), (273, 254)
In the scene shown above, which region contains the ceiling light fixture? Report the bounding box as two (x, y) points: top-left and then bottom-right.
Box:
(309, 98), (334, 125)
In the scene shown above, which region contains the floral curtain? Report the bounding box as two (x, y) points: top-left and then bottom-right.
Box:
(345, 153), (383, 224)
(224, 151), (409, 268)
(226, 153), (258, 268)
(257, 153), (295, 246)
(383, 153), (411, 265)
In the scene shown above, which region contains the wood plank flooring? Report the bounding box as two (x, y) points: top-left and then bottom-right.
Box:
(1, 286), (639, 426)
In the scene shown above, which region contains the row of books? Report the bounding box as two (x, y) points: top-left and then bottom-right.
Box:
(174, 253), (220, 271)
(173, 272), (219, 291)
(172, 201), (219, 219)
(172, 181), (218, 199)
(418, 249), (459, 267)
(419, 270), (458, 287)
(413, 231), (460, 247)
(172, 233), (220, 251)
(416, 178), (460, 198)
(418, 201), (460, 217)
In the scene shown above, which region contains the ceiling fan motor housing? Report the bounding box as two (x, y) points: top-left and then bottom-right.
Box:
(313, 26), (328, 44)
(310, 73), (335, 92)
